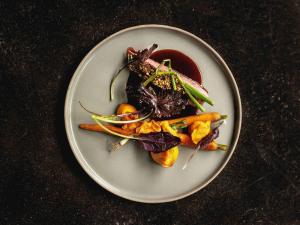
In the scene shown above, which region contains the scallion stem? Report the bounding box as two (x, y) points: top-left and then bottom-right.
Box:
(166, 59), (177, 91)
(171, 74), (177, 90)
(92, 111), (152, 124)
(217, 144), (228, 151)
(175, 74), (205, 112)
(220, 115), (228, 120)
(143, 59), (171, 87)
(120, 138), (129, 145)
(184, 83), (213, 106)
(92, 115), (139, 140)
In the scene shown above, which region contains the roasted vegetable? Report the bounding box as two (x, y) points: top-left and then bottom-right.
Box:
(163, 112), (222, 126)
(160, 121), (180, 137)
(197, 128), (220, 149)
(79, 123), (133, 135)
(205, 141), (227, 151)
(150, 146), (179, 167)
(136, 120), (161, 134)
(117, 103), (138, 119)
(189, 121), (211, 144)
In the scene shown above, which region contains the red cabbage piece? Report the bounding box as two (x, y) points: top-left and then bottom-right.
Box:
(137, 132), (181, 152)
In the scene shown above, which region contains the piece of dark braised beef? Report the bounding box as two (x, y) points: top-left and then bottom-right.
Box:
(126, 44), (195, 119)
(126, 74), (189, 119)
(127, 44), (158, 76)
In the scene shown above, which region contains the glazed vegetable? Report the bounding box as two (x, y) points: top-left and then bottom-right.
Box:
(122, 122), (141, 131)
(150, 146), (179, 167)
(205, 141), (227, 151)
(79, 123), (133, 135)
(198, 127), (220, 149)
(190, 121), (211, 144)
(117, 103), (138, 116)
(136, 120), (161, 134)
(177, 133), (194, 146)
(160, 121), (180, 138)
(163, 112), (222, 126)
(116, 103), (141, 131)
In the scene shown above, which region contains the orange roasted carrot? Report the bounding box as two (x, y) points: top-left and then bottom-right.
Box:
(116, 103), (137, 115)
(162, 112), (221, 126)
(178, 133), (195, 147)
(179, 136), (226, 151)
(205, 141), (218, 150)
(79, 124), (133, 136)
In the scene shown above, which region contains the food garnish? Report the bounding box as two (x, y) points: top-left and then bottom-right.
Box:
(79, 44), (228, 168)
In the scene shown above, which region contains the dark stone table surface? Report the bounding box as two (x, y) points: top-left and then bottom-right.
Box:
(1, 1), (299, 224)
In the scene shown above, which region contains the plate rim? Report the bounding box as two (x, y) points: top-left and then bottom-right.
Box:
(64, 24), (242, 203)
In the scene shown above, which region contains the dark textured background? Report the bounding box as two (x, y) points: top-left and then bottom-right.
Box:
(1, 0), (299, 224)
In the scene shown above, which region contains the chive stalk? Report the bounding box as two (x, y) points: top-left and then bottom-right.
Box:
(175, 73), (206, 112)
(171, 74), (177, 90)
(217, 144), (228, 151)
(184, 83), (213, 106)
(92, 115), (139, 140)
(166, 59), (177, 91)
(143, 59), (170, 86)
(220, 115), (228, 120)
(92, 111), (152, 124)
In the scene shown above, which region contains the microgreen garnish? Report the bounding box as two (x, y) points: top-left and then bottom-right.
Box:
(92, 112), (152, 124)
(110, 59), (137, 101)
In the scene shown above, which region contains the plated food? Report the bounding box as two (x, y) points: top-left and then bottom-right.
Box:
(65, 25), (241, 202)
(79, 44), (227, 168)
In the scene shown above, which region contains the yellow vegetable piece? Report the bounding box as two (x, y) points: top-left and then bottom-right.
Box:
(150, 146), (179, 167)
(122, 122), (141, 131)
(116, 103), (138, 121)
(190, 121), (211, 144)
(116, 103), (137, 115)
(160, 121), (180, 137)
(136, 120), (161, 134)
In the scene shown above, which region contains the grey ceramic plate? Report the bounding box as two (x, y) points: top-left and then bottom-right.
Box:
(64, 25), (242, 203)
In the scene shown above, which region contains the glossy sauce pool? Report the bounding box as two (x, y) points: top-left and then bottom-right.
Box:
(150, 49), (202, 84)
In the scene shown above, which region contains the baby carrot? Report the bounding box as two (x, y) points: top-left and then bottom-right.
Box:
(179, 135), (227, 151)
(79, 124), (133, 136)
(177, 133), (195, 147)
(163, 112), (222, 126)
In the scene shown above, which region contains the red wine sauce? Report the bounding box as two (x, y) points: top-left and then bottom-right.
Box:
(150, 49), (202, 84)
